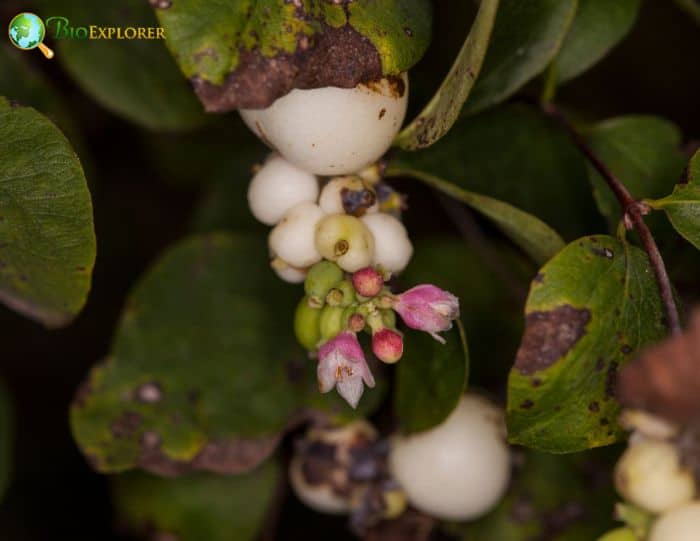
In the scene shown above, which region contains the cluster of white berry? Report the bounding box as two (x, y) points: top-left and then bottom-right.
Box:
(248, 153), (414, 284)
(612, 410), (700, 541)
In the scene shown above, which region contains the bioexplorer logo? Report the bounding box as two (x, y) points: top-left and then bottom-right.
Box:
(8, 12), (165, 59)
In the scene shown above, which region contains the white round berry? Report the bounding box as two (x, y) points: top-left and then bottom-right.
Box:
(361, 213), (413, 274)
(269, 202), (325, 268)
(318, 176), (379, 216)
(289, 421), (378, 515)
(389, 394), (510, 521)
(247, 153), (319, 226)
(650, 502), (700, 541)
(270, 257), (307, 283)
(315, 214), (375, 272)
(614, 439), (695, 513)
(240, 74), (409, 175)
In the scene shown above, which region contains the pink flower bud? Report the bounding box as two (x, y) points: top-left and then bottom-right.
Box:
(352, 267), (384, 298)
(392, 284), (460, 343)
(317, 331), (376, 409)
(372, 328), (404, 364)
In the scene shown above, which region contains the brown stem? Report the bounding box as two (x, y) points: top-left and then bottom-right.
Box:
(542, 103), (682, 336)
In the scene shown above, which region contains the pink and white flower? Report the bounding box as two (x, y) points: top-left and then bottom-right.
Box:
(392, 284), (460, 343)
(372, 328), (404, 364)
(317, 331), (376, 408)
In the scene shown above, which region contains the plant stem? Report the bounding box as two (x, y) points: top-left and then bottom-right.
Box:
(542, 103), (682, 336)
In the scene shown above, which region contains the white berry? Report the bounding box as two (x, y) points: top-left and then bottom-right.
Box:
(270, 257), (307, 283)
(650, 502), (700, 541)
(240, 74), (409, 175)
(315, 214), (375, 272)
(269, 202), (325, 268)
(389, 394), (510, 521)
(614, 439), (695, 513)
(318, 176), (378, 216)
(247, 153), (319, 226)
(361, 213), (413, 273)
(288, 421), (378, 515)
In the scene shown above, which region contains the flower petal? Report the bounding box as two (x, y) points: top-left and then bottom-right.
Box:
(337, 376), (365, 409)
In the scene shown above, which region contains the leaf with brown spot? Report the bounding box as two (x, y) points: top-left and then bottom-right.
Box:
(507, 235), (666, 453)
(155, 0), (432, 112)
(71, 234), (385, 475)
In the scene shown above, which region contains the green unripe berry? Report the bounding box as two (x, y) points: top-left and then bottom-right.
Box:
(381, 308), (396, 328)
(319, 304), (346, 341)
(294, 296), (322, 351)
(326, 280), (356, 307)
(305, 261), (344, 308)
(598, 528), (637, 541)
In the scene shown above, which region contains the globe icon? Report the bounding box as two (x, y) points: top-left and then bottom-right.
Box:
(8, 12), (53, 58)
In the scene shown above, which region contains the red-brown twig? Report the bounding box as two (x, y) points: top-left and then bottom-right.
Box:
(541, 103), (682, 336)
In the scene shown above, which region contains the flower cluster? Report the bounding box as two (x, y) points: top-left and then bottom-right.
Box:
(246, 152), (459, 409)
(295, 263), (459, 408)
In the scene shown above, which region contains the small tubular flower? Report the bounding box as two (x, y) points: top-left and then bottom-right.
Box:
(392, 284), (460, 343)
(318, 332), (376, 408)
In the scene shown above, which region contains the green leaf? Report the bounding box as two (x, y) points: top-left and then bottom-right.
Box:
(459, 450), (617, 540)
(648, 150), (700, 250)
(0, 382), (12, 502)
(387, 166), (564, 265)
(394, 0), (500, 150)
(464, 0), (577, 114)
(394, 323), (469, 434)
(0, 98), (95, 327)
(650, 184), (700, 250)
(71, 233), (386, 474)
(114, 460), (279, 541)
(553, 0), (641, 83)
(585, 116), (685, 226)
(391, 104), (596, 241)
(71, 233), (301, 474)
(155, 0), (431, 112)
(507, 235), (666, 453)
(45, 0), (206, 131)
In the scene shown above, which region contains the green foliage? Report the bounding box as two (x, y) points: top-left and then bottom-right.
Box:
(114, 460), (279, 541)
(649, 150), (700, 250)
(155, 0), (431, 84)
(0, 383), (12, 502)
(598, 528), (638, 541)
(394, 324), (469, 434)
(394, 0), (499, 150)
(553, 0), (641, 83)
(585, 116), (685, 226)
(464, 0), (577, 113)
(507, 236), (666, 453)
(392, 104), (597, 241)
(459, 450), (617, 540)
(0, 97), (95, 327)
(45, 0), (206, 131)
(70, 233), (386, 474)
(388, 166), (564, 264)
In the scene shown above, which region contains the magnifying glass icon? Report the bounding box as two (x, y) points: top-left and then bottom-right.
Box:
(8, 12), (55, 59)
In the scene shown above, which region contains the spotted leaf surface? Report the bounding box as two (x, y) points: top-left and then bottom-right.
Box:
(155, 0), (431, 112)
(507, 235), (666, 453)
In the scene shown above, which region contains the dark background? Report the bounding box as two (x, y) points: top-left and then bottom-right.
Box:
(0, 0), (699, 539)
